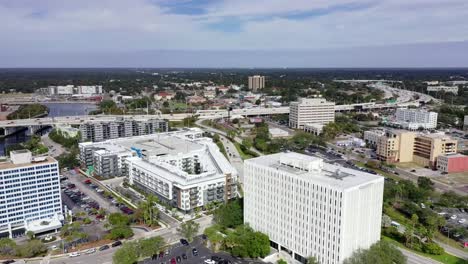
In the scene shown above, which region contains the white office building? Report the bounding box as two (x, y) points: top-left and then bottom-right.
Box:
(303, 123), (324, 135)
(289, 98), (335, 129)
(80, 129), (238, 210)
(426, 85), (459, 95)
(0, 150), (63, 237)
(394, 108), (438, 130)
(244, 152), (384, 264)
(77, 85), (103, 94)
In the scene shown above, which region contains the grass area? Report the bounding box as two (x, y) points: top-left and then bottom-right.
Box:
(382, 236), (466, 264)
(437, 172), (468, 185)
(384, 205), (413, 226)
(215, 141), (228, 159)
(234, 142), (254, 160)
(435, 233), (468, 252)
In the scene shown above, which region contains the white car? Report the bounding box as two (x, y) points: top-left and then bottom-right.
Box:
(450, 215), (457, 220)
(85, 248), (96, 254)
(204, 260), (216, 264)
(69, 252), (80, 257)
(458, 219), (466, 224)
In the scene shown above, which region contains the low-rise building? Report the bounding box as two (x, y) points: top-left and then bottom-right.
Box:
(464, 116), (468, 131)
(154, 91), (175, 101)
(269, 128), (289, 138)
(426, 85), (459, 95)
(244, 152), (384, 264)
(303, 123), (324, 135)
(413, 133), (457, 168)
(0, 150), (63, 237)
(187, 95), (207, 104)
(437, 154), (468, 173)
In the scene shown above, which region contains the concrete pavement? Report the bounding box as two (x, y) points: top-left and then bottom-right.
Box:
(41, 133), (65, 158)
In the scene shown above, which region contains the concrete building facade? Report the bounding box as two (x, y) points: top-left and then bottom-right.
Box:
(376, 130), (416, 163)
(363, 130), (386, 149)
(244, 153), (384, 264)
(437, 154), (468, 173)
(426, 85), (459, 95)
(413, 134), (457, 168)
(0, 150), (63, 237)
(394, 108), (438, 130)
(79, 118), (168, 142)
(289, 98), (335, 129)
(248, 75), (265, 92)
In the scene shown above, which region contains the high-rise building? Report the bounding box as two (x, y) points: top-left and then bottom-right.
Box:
(289, 98), (335, 129)
(244, 152), (384, 264)
(394, 108), (438, 130)
(0, 150), (63, 237)
(464, 115), (468, 131)
(413, 133), (457, 168)
(79, 118), (168, 142)
(376, 130), (416, 163)
(248, 75), (265, 92)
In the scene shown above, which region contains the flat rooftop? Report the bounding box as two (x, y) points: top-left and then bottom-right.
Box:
(0, 156), (57, 170)
(246, 152), (383, 190)
(119, 134), (202, 156)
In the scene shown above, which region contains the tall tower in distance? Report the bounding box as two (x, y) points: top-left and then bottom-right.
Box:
(248, 75), (265, 92)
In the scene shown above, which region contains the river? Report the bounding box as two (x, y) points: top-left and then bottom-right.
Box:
(0, 103), (97, 155)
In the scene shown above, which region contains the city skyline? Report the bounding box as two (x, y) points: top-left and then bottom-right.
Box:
(2, 0), (468, 67)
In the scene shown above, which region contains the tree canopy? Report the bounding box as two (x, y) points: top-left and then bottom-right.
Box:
(343, 240), (406, 264)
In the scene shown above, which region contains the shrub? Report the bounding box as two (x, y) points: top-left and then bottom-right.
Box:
(422, 242), (444, 255)
(108, 226), (134, 240)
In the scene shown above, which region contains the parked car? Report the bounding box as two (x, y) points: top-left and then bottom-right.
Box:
(192, 248), (198, 256)
(451, 215), (457, 220)
(182, 253), (187, 260)
(170, 258), (177, 264)
(85, 248), (96, 254)
(99, 245), (109, 251)
(458, 219), (466, 224)
(111, 241), (122, 247)
(180, 238), (189, 246)
(69, 252), (80, 257)
(204, 260), (215, 264)
(176, 256), (181, 262)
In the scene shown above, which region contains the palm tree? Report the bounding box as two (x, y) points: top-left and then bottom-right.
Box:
(140, 195), (159, 227)
(177, 220), (200, 242)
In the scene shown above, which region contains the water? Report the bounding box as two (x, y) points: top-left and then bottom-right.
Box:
(0, 103), (97, 155)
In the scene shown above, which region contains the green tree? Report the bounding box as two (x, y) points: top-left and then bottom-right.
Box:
(242, 138), (253, 149)
(138, 195), (159, 227)
(417, 177), (434, 191)
(17, 240), (47, 258)
(343, 240), (406, 264)
(307, 256), (319, 264)
(138, 236), (165, 257)
(113, 242), (138, 264)
(0, 238), (17, 256)
(277, 260), (287, 264)
(177, 220), (200, 242)
(204, 225), (224, 251)
(108, 226), (134, 240)
(26, 231), (35, 240)
(214, 199), (243, 229)
(225, 225), (270, 258)
(108, 213), (131, 226)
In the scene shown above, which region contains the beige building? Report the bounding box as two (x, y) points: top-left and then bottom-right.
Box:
(376, 130), (415, 163)
(248, 75), (265, 92)
(413, 134), (457, 168)
(289, 97), (335, 129)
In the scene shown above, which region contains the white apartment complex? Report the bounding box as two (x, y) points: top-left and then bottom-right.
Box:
(289, 98), (335, 129)
(248, 75), (265, 92)
(39, 85), (103, 95)
(394, 108), (438, 130)
(426, 85), (459, 95)
(244, 153), (384, 264)
(79, 117), (168, 142)
(79, 129), (238, 211)
(0, 150), (63, 237)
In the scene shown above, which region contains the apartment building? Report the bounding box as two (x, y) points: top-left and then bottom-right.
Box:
(394, 108), (438, 130)
(376, 130), (415, 163)
(363, 130), (386, 148)
(244, 152), (384, 264)
(413, 133), (457, 168)
(248, 75), (265, 92)
(0, 150), (63, 237)
(289, 98), (335, 129)
(79, 118), (168, 142)
(80, 129), (238, 210)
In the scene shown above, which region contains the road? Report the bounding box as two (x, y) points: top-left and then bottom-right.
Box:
(434, 239), (468, 260)
(400, 247), (442, 264)
(30, 215), (214, 264)
(220, 135), (244, 182)
(41, 133), (65, 157)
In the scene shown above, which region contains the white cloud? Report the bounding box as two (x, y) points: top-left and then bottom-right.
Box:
(0, 0), (468, 53)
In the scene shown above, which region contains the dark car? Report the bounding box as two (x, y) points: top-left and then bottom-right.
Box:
(180, 239), (189, 246)
(99, 245), (109, 251)
(182, 253), (187, 260)
(192, 248), (198, 256)
(2, 260), (15, 264)
(176, 256), (181, 262)
(111, 241), (122, 247)
(201, 234), (207, 240)
(211, 256), (221, 261)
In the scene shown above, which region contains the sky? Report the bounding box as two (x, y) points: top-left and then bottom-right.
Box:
(1, 0), (468, 67)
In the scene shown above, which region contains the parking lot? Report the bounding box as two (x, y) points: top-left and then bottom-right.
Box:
(438, 208), (468, 243)
(140, 236), (266, 264)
